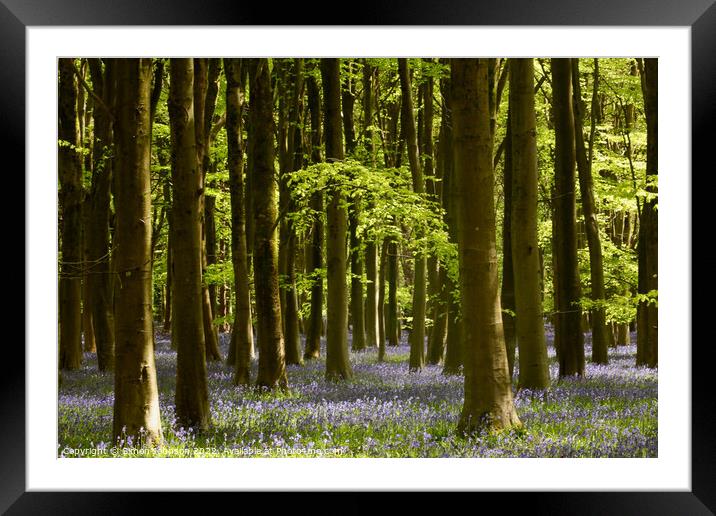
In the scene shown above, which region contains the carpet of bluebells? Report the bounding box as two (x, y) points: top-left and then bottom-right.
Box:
(58, 326), (657, 458)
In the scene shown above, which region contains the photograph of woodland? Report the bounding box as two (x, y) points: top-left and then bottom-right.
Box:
(58, 57), (657, 458)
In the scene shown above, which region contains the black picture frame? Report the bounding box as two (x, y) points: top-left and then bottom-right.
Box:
(6, 0), (711, 513)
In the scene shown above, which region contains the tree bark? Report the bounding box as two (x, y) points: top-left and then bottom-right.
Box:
(439, 70), (463, 375)
(168, 58), (211, 431)
(501, 108), (517, 378)
(304, 71), (324, 360)
(637, 58), (658, 368)
(552, 58), (585, 377)
(85, 58), (116, 370)
(225, 58), (254, 385)
(58, 58), (84, 371)
(510, 58), (551, 390)
(452, 59), (520, 434)
(572, 58), (610, 365)
(398, 58), (427, 372)
(249, 59), (288, 389)
(112, 58), (163, 445)
(193, 58), (222, 362)
(321, 58), (353, 381)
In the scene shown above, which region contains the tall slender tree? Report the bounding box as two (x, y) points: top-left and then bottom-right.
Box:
(398, 58), (427, 372)
(168, 58), (210, 431)
(112, 58), (163, 445)
(572, 58), (609, 365)
(304, 70), (324, 360)
(637, 58), (658, 368)
(250, 59), (288, 389)
(452, 58), (520, 433)
(510, 58), (550, 390)
(552, 58), (585, 377)
(86, 58), (116, 372)
(58, 58), (84, 371)
(225, 58), (254, 385)
(322, 58), (353, 381)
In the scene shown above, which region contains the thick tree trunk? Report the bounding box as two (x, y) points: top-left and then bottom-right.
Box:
(81, 197), (96, 353)
(58, 58), (84, 371)
(398, 58), (427, 372)
(321, 58), (353, 381)
(637, 58), (658, 368)
(552, 58), (585, 377)
(249, 59), (288, 389)
(168, 58), (210, 431)
(452, 59), (520, 434)
(572, 58), (609, 365)
(304, 72), (324, 360)
(112, 58), (163, 446)
(225, 58), (254, 385)
(86, 58), (116, 371)
(509, 58), (550, 390)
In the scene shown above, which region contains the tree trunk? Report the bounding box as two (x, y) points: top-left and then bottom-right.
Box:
(452, 59), (520, 434)
(501, 107), (517, 378)
(58, 58), (84, 371)
(552, 58), (585, 377)
(386, 238), (400, 347)
(225, 58), (254, 385)
(81, 196), (96, 353)
(572, 58), (609, 365)
(637, 58), (658, 368)
(362, 61), (380, 350)
(304, 71), (324, 360)
(86, 58), (117, 371)
(249, 59), (288, 389)
(510, 58), (550, 390)
(321, 58), (353, 381)
(440, 70), (463, 375)
(398, 58), (426, 372)
(112, 58), (163, 446)
(168, 58), (211, 431)
(193, 58), (222, 362)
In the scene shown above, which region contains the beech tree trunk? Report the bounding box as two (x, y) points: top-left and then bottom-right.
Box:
(509, 58), (550, 390)
(225, 58), (254, 385)
(501, 107), (517, 378)
(398, 58), (427, 372)
(250, 59), (288, 389)
(112, 58), (163, 445)
(321, 58), (353, 381)
(58, 58), (84, 371)
(363, 61), (379, 350)
(193, 58), (222, 362)
(637, 58), (658, 368)
(552, 58), (585, 377)
(304, 71), (324, 360)
(168, 58), (210, 431)
(440, 71), (463, 375)
(572, 58), (609, 365)
(86, 58), (116, 371)
(452, 59), (520, 434)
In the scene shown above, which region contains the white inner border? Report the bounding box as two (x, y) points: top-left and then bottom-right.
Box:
(27, 27), (691, 491)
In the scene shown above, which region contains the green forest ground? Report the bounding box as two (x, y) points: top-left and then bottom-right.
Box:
(58, 327), (656, 458)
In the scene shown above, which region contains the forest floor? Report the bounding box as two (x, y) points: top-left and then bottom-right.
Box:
(58, 327), (657, 458)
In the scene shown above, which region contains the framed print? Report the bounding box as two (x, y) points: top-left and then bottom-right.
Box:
(7, 0), (712, 512)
